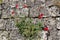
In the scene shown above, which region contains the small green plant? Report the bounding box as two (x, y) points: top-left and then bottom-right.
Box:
(16, 18), (43, 40)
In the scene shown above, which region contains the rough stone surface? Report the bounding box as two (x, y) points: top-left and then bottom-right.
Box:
(0, 0), (60, 40)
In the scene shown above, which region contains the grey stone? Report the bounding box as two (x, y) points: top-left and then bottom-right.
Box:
(29, 5), (39, 17)
(0, 31), (8, 40)
(0, 19), (5, 29)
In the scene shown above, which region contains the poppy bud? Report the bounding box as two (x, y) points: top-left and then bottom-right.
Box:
(16, 4), (18, 8)
(38, 13), (44, 19)
(23, 4), (28, 8)
(12, 10), (15, 14)
(44, 27), (49, 31)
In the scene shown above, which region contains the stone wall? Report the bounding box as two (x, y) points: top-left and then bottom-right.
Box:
(0, 0), (60, 40)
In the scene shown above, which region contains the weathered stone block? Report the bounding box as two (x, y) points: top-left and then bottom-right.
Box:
(18, 8), (29, 17)
(0, 19), (5, 29)
(29, 5), (39, 17)
(35, 0), (45, 5)
(1, 9), (10, 18)
(3, 19), (18, 31)
(26, 0), (34, 6)
(0, 31), (8, 40)
(9, 30), (24, 40)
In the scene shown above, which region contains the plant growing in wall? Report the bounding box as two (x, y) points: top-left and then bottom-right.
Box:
(16, 18), (44, 40)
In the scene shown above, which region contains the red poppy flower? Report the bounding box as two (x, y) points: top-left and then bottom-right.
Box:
(12, 11), (15, 14)
(16, 4), (18, 8)
(23, 4), (28, 8)
(38, 13), (44, 19)
(44, 27), (49, 31)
